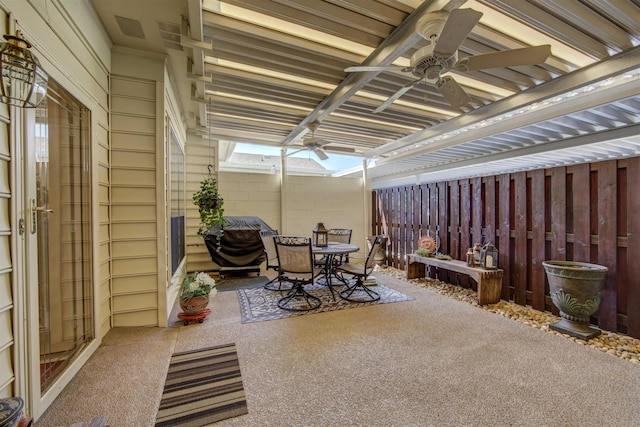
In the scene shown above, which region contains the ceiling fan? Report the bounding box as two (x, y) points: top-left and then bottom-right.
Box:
(345, 8), (552, 113)
(288, 122), (355, 160)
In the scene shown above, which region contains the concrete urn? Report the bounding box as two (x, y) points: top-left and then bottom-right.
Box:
(542, 260), (608, 340)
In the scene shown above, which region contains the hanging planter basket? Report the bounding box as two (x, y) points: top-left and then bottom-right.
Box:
(193, 176), (226, 237)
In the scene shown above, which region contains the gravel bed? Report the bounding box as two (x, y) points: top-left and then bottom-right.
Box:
(376, 265), (640, 366)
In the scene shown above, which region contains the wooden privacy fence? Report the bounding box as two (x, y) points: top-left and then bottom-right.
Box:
(372, 157), (640, 339)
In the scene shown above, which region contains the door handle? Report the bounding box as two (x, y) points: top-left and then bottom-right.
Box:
(30, 198), (54, 234)
(34, 206), (54, 213)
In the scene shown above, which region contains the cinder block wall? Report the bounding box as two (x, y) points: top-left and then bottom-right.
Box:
(283, 175), (366, 254)
(218, 172), (281, 231)
(216, 172), (366, 256)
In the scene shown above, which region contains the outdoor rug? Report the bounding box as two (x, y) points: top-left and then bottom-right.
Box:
(237, 279), (414, 323)
(214, 275), (268, 292)
(155, 344), (248, 427)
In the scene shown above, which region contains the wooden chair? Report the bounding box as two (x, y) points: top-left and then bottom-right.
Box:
(336, 235), (386, 302)
(274, 236), (322, 311)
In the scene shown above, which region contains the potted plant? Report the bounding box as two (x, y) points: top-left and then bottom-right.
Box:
(193, 176), (226, 237)
(179, 272), (217, 315)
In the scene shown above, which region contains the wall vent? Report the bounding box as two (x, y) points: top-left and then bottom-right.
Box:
(115, 15), (145, 39)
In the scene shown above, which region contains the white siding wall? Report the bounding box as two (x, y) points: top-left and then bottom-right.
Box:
(0, 0), (111, 401)
(0, 16), (11, 395)
(97, 118), (111, 338)
(110, 51), (164, 327)
(163, 69), (186, 319)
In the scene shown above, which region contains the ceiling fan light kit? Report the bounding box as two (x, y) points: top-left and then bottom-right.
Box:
(345, 7), (552, 113)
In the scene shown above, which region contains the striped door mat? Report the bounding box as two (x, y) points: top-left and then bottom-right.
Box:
(155, 344), (248, 426)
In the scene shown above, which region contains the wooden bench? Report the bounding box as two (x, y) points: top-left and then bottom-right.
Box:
(407, 254), (503, 305)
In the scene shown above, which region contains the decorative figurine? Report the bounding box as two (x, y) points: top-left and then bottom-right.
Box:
(466, 248), (475, 267)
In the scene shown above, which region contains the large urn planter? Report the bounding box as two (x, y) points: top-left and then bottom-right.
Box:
(542, 261), (608, 340)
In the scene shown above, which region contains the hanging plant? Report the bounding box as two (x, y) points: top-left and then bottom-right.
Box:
(193, 176), (226, 237)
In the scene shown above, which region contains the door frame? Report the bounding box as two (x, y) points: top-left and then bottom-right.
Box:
(13, 102), (101, 420)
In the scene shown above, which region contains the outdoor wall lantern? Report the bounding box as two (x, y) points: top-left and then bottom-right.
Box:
(481, 242), (499, 270)
(312, 222), (328, 247)
(0, 31), (48, 108)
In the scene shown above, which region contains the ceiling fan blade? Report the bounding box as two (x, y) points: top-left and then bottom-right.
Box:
(344, 65), (410, 73)
(436, 76), (471, 108)
(456, 45), (552, 72)
(325, 145), (356, 154)
(434, 8), (482, 58)
(314, 148), (329, 161)
(373, 78), (423, 114)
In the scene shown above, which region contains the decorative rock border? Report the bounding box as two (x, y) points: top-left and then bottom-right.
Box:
(376, 265), (640, 365)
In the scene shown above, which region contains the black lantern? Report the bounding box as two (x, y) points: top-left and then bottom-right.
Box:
(481, 242), (498, 269)
(312, 222), (328, 247)
(0, 31), (48, 108)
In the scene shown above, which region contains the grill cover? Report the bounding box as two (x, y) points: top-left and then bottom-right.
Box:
(203, 216), (274, 268)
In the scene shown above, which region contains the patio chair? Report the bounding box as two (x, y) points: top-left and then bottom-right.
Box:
(274, 235), (322, 311)
(328, 228), (352, 264)
(314, 228), (352, 269)
(259, 229), (292, 292)
(336, 235), (386, 302)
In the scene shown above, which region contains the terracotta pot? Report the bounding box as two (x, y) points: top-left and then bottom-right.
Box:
(179, 295), (209, 315)
(542, 260), (607, 340)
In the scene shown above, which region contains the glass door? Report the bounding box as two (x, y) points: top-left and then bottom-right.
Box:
(24, 78), (93, 416)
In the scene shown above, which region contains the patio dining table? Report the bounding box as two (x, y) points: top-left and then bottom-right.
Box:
(312, 243), (360, 299)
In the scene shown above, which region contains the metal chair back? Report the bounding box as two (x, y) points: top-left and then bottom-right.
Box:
(328, 228), (352, 244)
(273, 236), (322, 311)
(259, 229), (279, 269)
(336, 235), (386, 302)
(274, 235), (316, 278)
(364, 235), (386, 273)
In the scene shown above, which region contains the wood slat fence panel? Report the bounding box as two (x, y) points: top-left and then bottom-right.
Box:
(530, 169), (545, 311)
(459, 180), (471, 288)
(498, 173), (511, 301)
(399, 186), (408, 271)
(550, 167), (567, 261)
(428, 183), (438, 279)
(472, 177), (483, 245)
(572, 164), (591, 262)
(514, 172), (527, 306)
(598, 161), (618, 331)
(627, 157), (640, 336)
(451, 181), (461, 261)
(372, 158), (639, 339)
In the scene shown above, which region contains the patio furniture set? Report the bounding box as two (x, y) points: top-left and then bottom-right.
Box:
(259, 228), (387, 311)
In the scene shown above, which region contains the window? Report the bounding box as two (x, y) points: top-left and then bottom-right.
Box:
(169, 126), (185, 274)
(34, 78), (93, 391)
